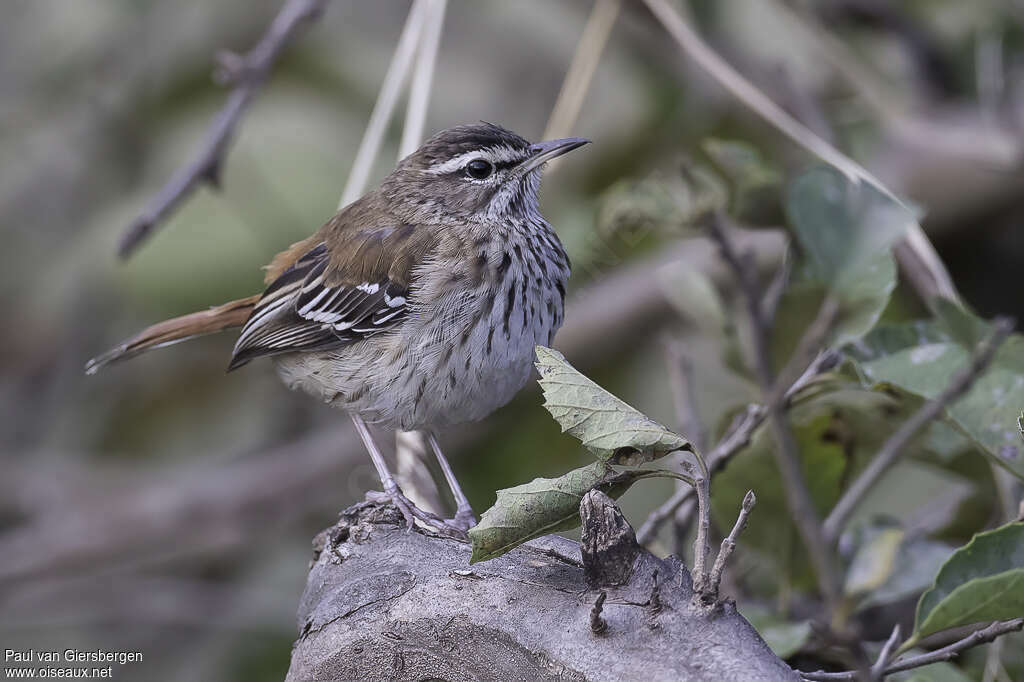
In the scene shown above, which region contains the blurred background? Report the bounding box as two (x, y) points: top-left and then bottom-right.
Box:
(2, 1), (1023, 680)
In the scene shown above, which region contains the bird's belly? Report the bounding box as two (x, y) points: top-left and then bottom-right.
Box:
(273, 278), (565, 432)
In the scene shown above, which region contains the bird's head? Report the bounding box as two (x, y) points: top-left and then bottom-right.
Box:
(383, 122), (588, 226)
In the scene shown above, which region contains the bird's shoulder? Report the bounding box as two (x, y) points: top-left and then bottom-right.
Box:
(263, 195), (441, 288)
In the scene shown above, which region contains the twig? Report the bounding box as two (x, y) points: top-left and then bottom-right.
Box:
(118, 0), (330, 257)
(765, 296), (841, 407)
(690, 470), (711, 594)
(338, 0), (429, 208)
(399, 0), (447, 159)
(707, 213), (841, 605)
(636, 351), (836, 545)
(543, 0), (622, 142)
(704, 490), (755, 603)
(395, 429), (445, 516)
(391, 0), (448, 515)
(822, 318), (1014, 543)
(641, 0), (883, 193)
(800, 619), (1024, 681)
(871, 625), (901, 680)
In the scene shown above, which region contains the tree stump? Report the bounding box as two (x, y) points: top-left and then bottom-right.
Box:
(286, 491), (796, 681)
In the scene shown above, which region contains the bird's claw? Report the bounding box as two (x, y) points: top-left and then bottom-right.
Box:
(365, 488), (469, 539)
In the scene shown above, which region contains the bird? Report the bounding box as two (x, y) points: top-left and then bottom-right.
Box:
(87, 122), (588, 536)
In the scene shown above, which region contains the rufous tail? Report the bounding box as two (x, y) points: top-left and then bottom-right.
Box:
(85, 295), (259, 374)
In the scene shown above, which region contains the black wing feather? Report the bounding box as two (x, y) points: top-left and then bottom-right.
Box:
(228, 242), (409, 370)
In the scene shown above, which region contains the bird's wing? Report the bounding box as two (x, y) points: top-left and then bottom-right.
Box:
(229, 222), (434, 370)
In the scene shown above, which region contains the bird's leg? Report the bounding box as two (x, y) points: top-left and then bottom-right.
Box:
(350, 414), (465, 537)
(427, 433), (477, 531)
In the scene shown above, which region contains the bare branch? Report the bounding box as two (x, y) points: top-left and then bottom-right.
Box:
(801, 619), (1024, 681)
(641, 0), (884, 193)
(399, 0), (447, 159)
(689, 470), (711, 594)
(543, 0), (622, 143)
(636, 350), (837, 545)
(707, 213), (841, 605)
(823, 318), (1014, 543)
(871, 625), (901, 680)
(391, 0), (448, 515)
(703, 490), (755, 604)
(338, 0), (430, 208)
(118, 0), (330, 257)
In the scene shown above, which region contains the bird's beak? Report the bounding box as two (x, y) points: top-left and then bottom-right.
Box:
(522, 137), (590, 172)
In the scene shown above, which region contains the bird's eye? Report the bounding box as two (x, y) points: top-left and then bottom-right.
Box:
(465, 159), (493, 180)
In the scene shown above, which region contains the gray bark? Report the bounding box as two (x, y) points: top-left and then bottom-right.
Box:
(286, 493), (797, 681)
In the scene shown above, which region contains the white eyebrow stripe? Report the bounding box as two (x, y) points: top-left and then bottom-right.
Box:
(425, 145), (525, 175)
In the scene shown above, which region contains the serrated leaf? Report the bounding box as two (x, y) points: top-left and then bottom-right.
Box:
(914, 522), (1024, 639)
(468, 461), (636, 563)
(534, 346), (690, 462)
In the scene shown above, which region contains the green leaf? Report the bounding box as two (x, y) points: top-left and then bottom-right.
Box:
(857, 537), (954, 612)
(468, 461), (635, 563)
(914, 522), (1024, 639)
(739, 605), (811, 659)
(859, 336), (1024, 480)
(844, 527), (905, 597)
(785, 165), (914, 290)
(711, 412), (846, 589)
(847, 320), (949, 364)
(774, 251), (896, 360)
(535, 346), (690, 462)
(934, 297), (992, 349)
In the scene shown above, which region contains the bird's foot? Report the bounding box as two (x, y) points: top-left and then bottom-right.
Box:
(365, 488), (469, 539)
(449, 507), (477, 532)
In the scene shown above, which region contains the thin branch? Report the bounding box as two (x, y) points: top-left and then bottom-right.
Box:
(801, 619), (1024, 681)
(118, 0), (330, 257)
(765, 296), (841, 407)
(636, 351), (836, 545)
(690, 470), (711, 594)
(871, 625), (901, 680)
(391, 0), (448, 514)
(395, 429), (445, 516)
(704, 490), (755, 604)
(399, 0), (447, 159)
(707, 213), (841, 605)
(543, 0), (622, 142)
(641, 0), (883, 192)
(338, 0), (429, 208)
(823, 317), (1014, 543)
